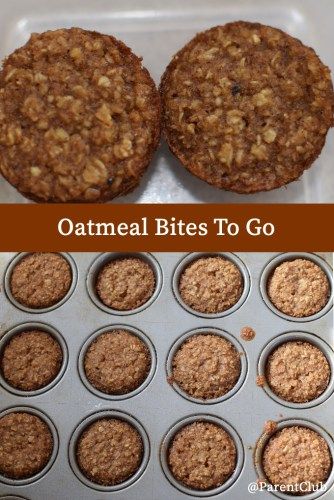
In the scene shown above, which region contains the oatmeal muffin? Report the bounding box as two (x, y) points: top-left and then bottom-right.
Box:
(10, 252), (72, 309)
(178, 256), (243, 314)
(0, 412), (53, 479)
(161, 22), (334, 193)
(77, 418), (143, 485)
(263, 426), (332, 494)
(84, 330), (151, 394)
(171, 333), (241, 399)
(267, 258), (330, 317)
(1, 329), (63, 391)
(0, 28), (160, 202)
(168, 421), (236, 490)
(96, 256), (155, 310)
(266, 341), (330, 403)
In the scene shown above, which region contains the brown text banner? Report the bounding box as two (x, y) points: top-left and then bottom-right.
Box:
(0, 204), (331, 251)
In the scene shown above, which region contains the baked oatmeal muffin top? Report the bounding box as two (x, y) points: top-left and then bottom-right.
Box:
(266, 340), (330, 403)
(161, 22), (334, 193)
(96, 257), (155, 310)
(1, 329), (63, 391)
(84, 330), (151, 395)
(77, 418), (143, 485)
(0, 28), (160, 202)
(10, 252), (72, 309)
(171, 333), (241, 399)
(178, 256), (243, 314)
(267, 258), (330, 317)
(263, 426), (332, 494)
(0, 412), (53, 479)
(168, 421), (236, 490)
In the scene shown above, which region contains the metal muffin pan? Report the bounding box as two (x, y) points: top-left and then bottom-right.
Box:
(0, 252), (332, 500)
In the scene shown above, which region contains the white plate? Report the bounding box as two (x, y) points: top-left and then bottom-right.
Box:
(0, 0), (333, 203)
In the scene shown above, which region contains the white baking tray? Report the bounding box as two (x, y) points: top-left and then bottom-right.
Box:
(0, 0), (333, 203)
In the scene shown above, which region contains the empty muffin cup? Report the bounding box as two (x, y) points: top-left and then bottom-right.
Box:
(260, 253), (333, 321)
(173, 253), (250, 318)
(78, 325), (156, 400)
(5, 252), (77, 313)
(86, 253), (162, 315)
(0, 406), (58, 486)
(255, 419), (334, 500)
(0, 323), (68, 397)
(167, 328), (247, 404)
(258, 332), (334, 409)
(161, 414), (243, 497)
(69, 410), (149, 492)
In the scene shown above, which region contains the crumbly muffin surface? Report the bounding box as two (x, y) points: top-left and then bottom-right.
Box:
(0, 28), (160, 202)
(267, 259), (330, 317)
(0, 412), (53, 479)
(263, 426), (332, 494)
(168, 421), (236, 490)
(10, 252), (72, 309)
(77, 418), (143, 485)
(266, 341), (330, 403)
(84, 330), (151, 394)
(1, 330), (63, 391)
(171, 334), (241, 399)
(179, 256), (243, 314)
(161, 22), (334, 193)
(96, 257), (155, 310)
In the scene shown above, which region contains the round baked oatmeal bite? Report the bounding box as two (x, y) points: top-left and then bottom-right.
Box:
(265, 340), (330, 403)
(0, 28), (160, 202)
(267, 258), (330, 317)
(178, 255), (243, 314)
(161, 22), (334, 193)
(9, 252), (72, 309)
(96, 256), (155, 311)
(76, 418), (143, 485)
(262, 426), (332, 495)
(171, 333), (241, 400)
(168, 421), (237, 490)
(0, 412), (53, 479)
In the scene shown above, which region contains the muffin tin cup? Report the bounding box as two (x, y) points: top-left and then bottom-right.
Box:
(254, 419), (334, 500)
(172, 252), (250, 319)
(0, 406), (59, 486)
(258, 332), (334, 410)
(166, 327), (247, 405)
(160, 414), (244, 497)
(4, 252), (78, 314)
(78, 324), (157, 401)
(86, 252), (163, 315)
(0, 322), (68, 397)
(260, 253), (333, 322)
(68, 410), (150, 492)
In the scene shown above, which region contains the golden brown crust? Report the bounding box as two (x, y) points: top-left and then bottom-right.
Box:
(0, 28), (160, 202)
(84, 330), (151, 394)
(266, 341), (330, 403)
(161, 22), (334, 193)
(171, 334), (241, 399)
(10, 252), (72, 309)
(263, 426), (332, 494)
(0, 412), (53, 479)
(179, 256), (243, 314)
(168, 421), (236, 490)
(267, 258), (330, 317)
(96, 257), (155, 310)
(77, 418), (143, 485)
(1, 330), (63, 391)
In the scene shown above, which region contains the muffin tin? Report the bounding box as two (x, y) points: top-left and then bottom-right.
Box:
(0, 252), (333, 500)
